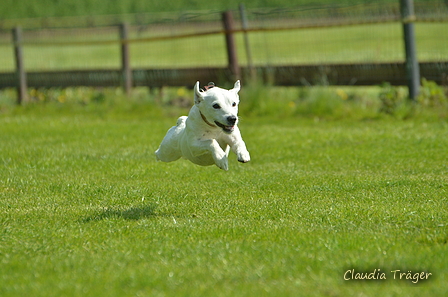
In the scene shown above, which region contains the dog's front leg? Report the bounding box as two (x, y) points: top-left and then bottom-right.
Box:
(227, 127), (250, 163)
(205, 139), (229, 170)
(233, 141), (250, 163)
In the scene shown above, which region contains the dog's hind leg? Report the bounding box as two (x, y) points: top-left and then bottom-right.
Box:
(155, 137), (182, 162)
(155, 116), (187, 162)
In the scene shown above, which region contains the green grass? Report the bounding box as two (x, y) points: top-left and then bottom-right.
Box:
(0, 95), (447, 296)
(1, 22), (447, 72)
(0, 0), (400, 19)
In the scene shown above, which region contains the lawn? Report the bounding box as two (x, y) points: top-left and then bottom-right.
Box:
(0, 101), (447, 296)
(1, 22), (447, 72)
(0, 0), (399, 19)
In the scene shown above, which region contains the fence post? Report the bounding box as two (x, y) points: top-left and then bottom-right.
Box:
(222, 10), (240, 81)
(239, 4), (255, 81)
(400, 0), (420, 100)
(13, 27), (28, 104)
(120, 23), (132, 96)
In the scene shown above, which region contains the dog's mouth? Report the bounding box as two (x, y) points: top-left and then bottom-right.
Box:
(215, 121), (234, 133)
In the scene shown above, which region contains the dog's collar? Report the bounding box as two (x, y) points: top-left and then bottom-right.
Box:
(200, 82), (215, 92)
(200, 111), (216, 128)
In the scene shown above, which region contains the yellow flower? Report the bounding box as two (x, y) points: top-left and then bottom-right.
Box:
(177, 87), (186, 97)
(336, 88), (348, 100)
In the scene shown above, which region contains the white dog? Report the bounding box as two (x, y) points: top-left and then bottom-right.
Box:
(155, 80), (250, 171)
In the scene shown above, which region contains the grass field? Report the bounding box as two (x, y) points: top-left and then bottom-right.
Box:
(0, 96), (447, 296)
(1, 22), (447, 72)
(0, 0), (400, 19)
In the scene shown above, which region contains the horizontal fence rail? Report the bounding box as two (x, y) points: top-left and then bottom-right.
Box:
(0, 62), (446, 89)
(1, 1), (448, 104)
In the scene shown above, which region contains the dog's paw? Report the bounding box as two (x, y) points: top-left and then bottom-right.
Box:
(237, 150), (251, 163)
(215, 155), (229, 171)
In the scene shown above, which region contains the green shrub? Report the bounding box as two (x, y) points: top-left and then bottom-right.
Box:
(2, 82), (447, 121)
(239, 82), (298, 118)
(295, 86), (344, 118)
(418, 78), (448, 108)
(378, 82), (405, 115)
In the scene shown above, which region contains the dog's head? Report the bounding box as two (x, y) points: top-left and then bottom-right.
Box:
(194, 80), (241, 134)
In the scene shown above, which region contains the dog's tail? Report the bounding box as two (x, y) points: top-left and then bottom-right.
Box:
(176, 116), (187, 126)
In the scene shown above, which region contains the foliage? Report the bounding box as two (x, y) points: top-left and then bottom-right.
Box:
(377, 80), (448, 119)
(239, 82), (447, 120)
(1, 82), (448, 121)
(378, 82), (408, 115)
(418, 78), (448, 109)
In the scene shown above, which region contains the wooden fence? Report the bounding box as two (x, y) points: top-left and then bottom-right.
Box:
(1, 1), (448, 104)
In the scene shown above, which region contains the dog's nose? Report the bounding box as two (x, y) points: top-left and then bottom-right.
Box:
(227, 115), (237, 125)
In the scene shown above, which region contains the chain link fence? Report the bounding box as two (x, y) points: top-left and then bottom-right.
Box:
(0, 0), (447, 92)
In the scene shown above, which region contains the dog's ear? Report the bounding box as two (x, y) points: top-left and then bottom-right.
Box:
(232, 80), (241, 94)
(194, 81), (203, 104)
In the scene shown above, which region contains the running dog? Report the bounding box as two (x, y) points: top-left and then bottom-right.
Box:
(155, 81), (250, 171)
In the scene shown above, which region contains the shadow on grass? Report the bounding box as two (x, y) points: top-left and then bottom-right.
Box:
(82, 204), (158, 222)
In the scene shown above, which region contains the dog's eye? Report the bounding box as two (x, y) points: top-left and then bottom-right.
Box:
(213, 103), (221, 109)
(232, 102), (237, 107)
